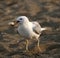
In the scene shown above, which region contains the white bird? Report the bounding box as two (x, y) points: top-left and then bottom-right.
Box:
(9, 16), (48, 51)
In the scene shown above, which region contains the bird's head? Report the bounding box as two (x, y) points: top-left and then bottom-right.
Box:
(16, 16), (29, 24)
(9, 16), (29, 26)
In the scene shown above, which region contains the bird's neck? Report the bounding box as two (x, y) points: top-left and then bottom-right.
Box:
(20, 21), (30, 26)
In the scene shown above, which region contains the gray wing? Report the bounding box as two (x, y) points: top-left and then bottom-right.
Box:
(32, 21), (41, 34)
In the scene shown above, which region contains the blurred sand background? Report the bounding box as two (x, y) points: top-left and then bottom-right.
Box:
(0, 0), (60, 58)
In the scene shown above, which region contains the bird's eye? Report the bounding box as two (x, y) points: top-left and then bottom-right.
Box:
(20, 18), (22, 20)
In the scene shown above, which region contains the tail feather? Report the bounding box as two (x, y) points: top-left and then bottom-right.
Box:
(41, 28), (47, 31)
(41, 27), (52, 31)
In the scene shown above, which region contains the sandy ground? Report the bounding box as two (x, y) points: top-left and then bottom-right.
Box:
(0, 0), (60, 58)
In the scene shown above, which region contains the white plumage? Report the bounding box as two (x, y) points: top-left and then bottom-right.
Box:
(9, 16), (47, 51)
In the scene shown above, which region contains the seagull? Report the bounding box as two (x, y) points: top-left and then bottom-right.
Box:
(9, 16), (47, 51)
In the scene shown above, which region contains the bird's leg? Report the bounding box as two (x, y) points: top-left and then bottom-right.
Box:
(26, 39), (29, 51)
(37, 38), (41, 51)
(37, 39), (40, 48)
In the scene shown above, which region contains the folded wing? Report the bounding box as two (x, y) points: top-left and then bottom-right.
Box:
(32, 21), (41, 35)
